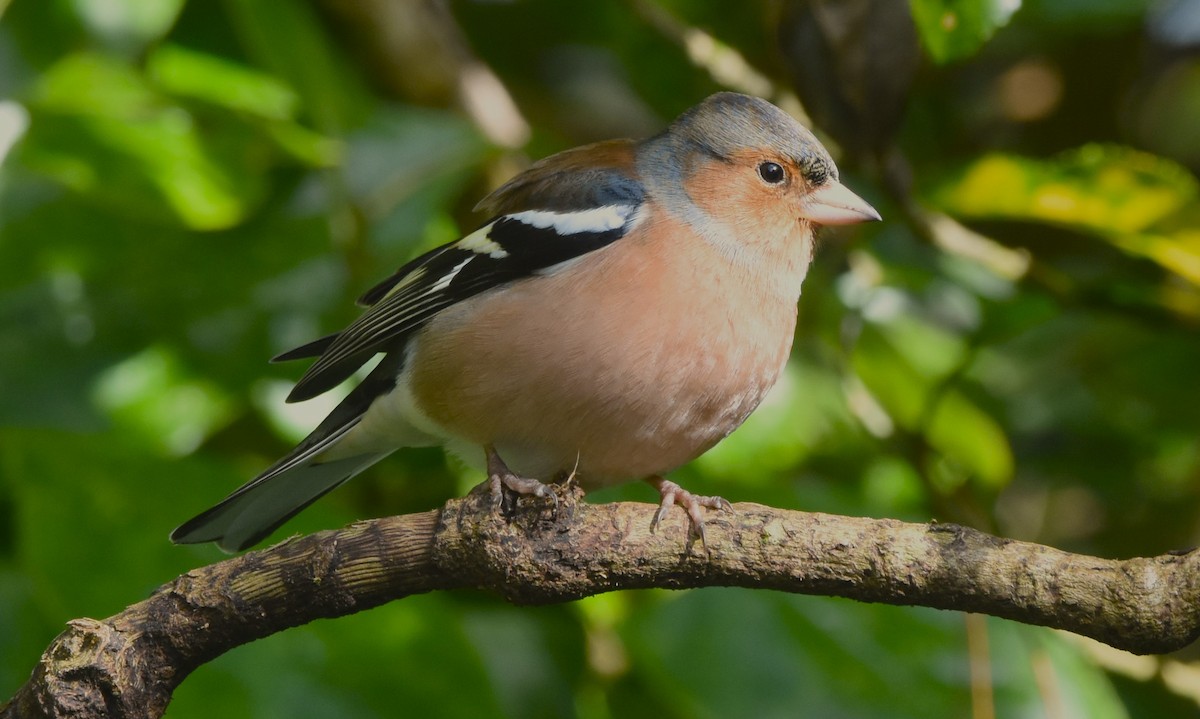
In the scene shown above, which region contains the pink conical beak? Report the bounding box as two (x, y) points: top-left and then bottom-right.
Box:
(799, 180), (881, 226)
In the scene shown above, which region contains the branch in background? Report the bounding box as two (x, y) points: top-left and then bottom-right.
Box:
(317, 0), (528, 148)
(4, 486), (1199, 719)
(627, 0), (778, 102)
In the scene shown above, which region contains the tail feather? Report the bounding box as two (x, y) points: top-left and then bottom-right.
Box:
(171, 452), (389, 552)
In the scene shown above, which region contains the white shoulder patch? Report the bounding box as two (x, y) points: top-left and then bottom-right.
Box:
(507, 205), (635, 236)
(455, 224), (509, 258)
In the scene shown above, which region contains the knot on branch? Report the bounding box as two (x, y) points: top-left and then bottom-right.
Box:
(433, 484), (673, 604)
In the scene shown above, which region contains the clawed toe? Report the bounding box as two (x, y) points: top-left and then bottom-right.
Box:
(486, 445), (557, 515)
(647, 476), (732, 548)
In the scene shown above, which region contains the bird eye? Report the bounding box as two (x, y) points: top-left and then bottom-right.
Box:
(757, 161), (786, 184)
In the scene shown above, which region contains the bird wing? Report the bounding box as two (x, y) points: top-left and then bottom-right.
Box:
(277, 139), (646, 402)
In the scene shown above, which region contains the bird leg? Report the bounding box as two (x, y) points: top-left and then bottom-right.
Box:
(486, 444), (557, 513)
(647, 476), (732, 547)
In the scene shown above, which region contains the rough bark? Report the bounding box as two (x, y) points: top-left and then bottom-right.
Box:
(4, 486), (1199, 719)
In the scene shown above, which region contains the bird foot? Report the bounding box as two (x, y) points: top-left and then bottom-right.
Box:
(647, 476), (732, 548)
(486, 445), (557, 514)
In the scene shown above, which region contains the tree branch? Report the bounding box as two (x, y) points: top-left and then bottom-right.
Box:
(5, 486), (1199, 719)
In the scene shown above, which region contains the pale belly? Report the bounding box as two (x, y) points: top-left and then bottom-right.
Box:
(401, 243), (799, 488)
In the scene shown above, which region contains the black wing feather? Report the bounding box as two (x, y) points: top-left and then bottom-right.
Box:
(271, 332), (340, 363)
(170, 352), (403, 545)
(281, 211), (637, 403)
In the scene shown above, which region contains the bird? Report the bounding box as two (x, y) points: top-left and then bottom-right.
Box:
(171, 92), (880, 552)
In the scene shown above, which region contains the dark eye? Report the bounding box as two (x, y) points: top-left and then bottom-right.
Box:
(757, 161), (786, 184)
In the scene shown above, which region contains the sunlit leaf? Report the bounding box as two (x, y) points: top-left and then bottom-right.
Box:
(147, 43), (299, 121)
(262, 121), (342, 167)
(19, 111), (250, 229)
(909, 0), (1021, 63)
(20, 53), (253, 229)
(929, 145), (1200, 284)
(93, 345), (236, 456)
(146, 44), (342, 167)
(932, 146), (1197, 232)
(31, 52), (162, 116)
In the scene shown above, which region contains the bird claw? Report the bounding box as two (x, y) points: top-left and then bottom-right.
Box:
(486, 446), (557, 516)
(648, 477), (732, 549)
(489, 472), (558, 510)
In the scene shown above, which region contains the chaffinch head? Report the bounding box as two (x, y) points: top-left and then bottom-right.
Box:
(173, 92), (880, 552)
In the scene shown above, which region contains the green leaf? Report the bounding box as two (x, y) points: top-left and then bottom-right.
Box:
(147, 43), (299, 121)
(910, 0), (1022, 63)
(146, 43), (342, 167)
(19, 111), (251, 229)
(695, 360), (855, 485)
(929, 145), (1200, 284)
(19, 49), (344, 230)
(92, 346), (236, 457)
(31, 51), (162, 116)
(222, 0), (373, 133)
(853, 324), (1014, 487)
(262, 121), (342, 168)
(20, 53), (254, 229)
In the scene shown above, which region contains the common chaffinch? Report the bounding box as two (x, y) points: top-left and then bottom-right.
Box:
(172, 92), (880, 552)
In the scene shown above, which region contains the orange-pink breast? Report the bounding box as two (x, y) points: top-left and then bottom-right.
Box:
(406, 209), (806, 486)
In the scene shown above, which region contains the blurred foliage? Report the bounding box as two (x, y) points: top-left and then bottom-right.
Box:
(2, 0), (1200, 717)
(910, 0), (1021, 63)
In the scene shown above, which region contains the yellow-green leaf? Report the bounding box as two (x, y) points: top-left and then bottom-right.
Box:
(147, 43), (299, 121)
(930, 145), (1200, 284)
